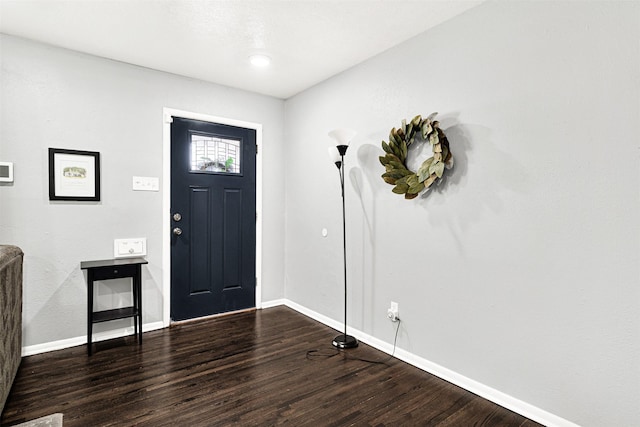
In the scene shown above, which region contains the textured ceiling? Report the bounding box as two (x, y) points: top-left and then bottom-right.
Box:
(0, 0), (482, 99)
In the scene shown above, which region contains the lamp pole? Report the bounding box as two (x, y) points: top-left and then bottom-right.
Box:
(330, 140), (358, 349)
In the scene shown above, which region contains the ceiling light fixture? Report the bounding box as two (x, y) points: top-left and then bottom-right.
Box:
(249, 54), (271, 67)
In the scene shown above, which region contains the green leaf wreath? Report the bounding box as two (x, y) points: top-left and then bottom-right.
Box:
(379, 112), (453, 199)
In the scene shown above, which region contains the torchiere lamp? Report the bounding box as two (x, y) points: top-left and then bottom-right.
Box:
(327, 129), (358, 349)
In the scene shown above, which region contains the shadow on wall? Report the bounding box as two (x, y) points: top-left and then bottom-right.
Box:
(341, 114), (532, 333)
(22, 257), (87, 347)
(24, 260), (141, 348)
(416, 113), (470, 202)
(417, 117), (533, 233)
(348, 112), (533, 235)
(349, 112), (471, 210)
(349, 145), (383, 243)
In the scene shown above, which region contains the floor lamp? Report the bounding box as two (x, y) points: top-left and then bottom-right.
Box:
(328, 129), (358, 349)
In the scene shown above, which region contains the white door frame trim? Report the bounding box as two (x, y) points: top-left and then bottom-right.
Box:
(162, 107), (264, 327)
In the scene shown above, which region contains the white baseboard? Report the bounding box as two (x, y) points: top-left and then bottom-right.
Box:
(272, 299), (579, 427)
(20, 300), (577, 427)
(22, 321), (165, 356)
(260, 298), (286, 309)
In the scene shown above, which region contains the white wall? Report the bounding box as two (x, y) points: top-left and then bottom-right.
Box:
(284, 2), (639, 426)
(0, 35), (286, 347)
(2, 1), (639, 425)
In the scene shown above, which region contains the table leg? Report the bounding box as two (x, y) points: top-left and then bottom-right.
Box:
(132, 274), (138, 339)
(87, 270), (93, 356)
(137, 265), (143, 345)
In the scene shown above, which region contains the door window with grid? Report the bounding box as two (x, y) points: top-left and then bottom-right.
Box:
(190, 133), (241, 174)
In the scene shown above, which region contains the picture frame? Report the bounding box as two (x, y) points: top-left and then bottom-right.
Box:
(48, 148), (101, 201)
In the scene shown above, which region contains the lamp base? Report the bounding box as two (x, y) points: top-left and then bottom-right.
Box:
(332, 334), (358, 349)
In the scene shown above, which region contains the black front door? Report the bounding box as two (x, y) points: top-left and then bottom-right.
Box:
(170, 117), (256, 321)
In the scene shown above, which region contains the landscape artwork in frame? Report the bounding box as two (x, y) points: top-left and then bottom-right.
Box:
(48, 148), (101, 201)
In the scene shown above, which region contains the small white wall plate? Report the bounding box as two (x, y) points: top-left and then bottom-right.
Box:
(132, 176), (159, 191)
(114, 238), (147, 258)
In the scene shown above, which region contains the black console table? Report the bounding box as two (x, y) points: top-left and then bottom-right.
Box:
(81, 257), (148, 355)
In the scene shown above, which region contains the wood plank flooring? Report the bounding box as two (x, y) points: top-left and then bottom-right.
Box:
(2, 306), (543, 426)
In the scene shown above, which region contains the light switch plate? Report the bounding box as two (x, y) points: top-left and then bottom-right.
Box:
(114, 238), (147, 258)
(132, 176), (159, 192)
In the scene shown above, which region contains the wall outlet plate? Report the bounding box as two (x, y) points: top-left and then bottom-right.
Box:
(132, 176), (159, 191)
(114, 238), (147, 258)
(387, 301), (399, 321)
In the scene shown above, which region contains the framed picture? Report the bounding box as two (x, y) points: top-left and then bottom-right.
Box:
(48, 148), (101, 201)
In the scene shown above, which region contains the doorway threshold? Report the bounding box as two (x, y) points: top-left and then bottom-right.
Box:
(170, 307), (257, 326)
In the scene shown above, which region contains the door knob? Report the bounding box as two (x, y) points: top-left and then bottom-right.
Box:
(173, 227), (182, 236)
(173, 213), (182, 222)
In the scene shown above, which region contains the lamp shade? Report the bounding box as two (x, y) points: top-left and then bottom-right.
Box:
(328, 129), (356, 146)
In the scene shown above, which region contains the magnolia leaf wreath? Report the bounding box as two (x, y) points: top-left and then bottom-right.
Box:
(379, 112), (453, 199)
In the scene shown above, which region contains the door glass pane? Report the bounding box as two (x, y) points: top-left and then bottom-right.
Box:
(190, 133), (241, 174)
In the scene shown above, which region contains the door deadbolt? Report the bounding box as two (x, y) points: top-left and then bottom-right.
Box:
(173, 227), (182, 236)
(173, 213), (182, 222)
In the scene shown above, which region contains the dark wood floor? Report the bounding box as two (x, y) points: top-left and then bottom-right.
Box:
(2, 306), (542, 426)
